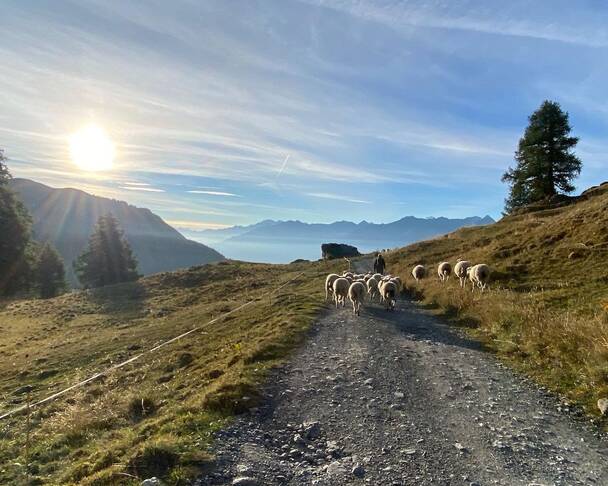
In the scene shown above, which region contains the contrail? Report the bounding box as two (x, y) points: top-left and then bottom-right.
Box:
(276, 154), (290, 178)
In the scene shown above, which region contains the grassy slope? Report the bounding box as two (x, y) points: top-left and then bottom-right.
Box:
(0, 259), (340, 485)
(385, 183), (608, 416)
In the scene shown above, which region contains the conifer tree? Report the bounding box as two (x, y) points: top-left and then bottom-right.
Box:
(502, 101), (582, 213)
(75, 214), (139, 288)
(0, 149), (34, 295)
(36, 242), (67, 298)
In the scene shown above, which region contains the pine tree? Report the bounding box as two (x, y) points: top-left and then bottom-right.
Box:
(502, 100), (582, 213)
(75, 214), (139, 288)
(0, 149), (34, 295)
(36, 242), (67, 298)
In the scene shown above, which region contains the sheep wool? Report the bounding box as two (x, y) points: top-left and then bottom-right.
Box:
(348, 281), (367, 316)
(454, 260), (471, 288)
(366, 277), (379, 302)
(411, 265), (426, 282)
(437, 262), (452, 282)
(325, 273), (340, 301)
(332, 277), (350, 308)
(381, 281), (398, 311)
(467, 263), (491, 292)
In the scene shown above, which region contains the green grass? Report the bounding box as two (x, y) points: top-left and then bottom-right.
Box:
(385, 183), (608, 417)
(0, 258), (340, 485)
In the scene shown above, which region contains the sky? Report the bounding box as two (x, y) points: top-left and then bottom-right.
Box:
(1, 0), (607, 231)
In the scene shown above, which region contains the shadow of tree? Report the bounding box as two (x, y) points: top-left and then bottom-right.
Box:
(88, 280), (147, 317)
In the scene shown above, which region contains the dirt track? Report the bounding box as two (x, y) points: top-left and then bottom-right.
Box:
(198, 262), (608, 485)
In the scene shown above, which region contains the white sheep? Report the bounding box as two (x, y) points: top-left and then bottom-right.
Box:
(377, 279), (386, 303)
(366, 277), (379, 301)
(348, 281), (367, 316)
(390, 276), (402, 293)
(411, 265), (426, 282)
(454, 260), (471, 288)
(467, 264), (491, 292)
(325, 273), (340, 301)
(381, 280), (397, 311)
(343, 271), (354, 279)
(372, 273), (383, 282)
(332, 277), (350, 308)
(437, 262), (452, 282)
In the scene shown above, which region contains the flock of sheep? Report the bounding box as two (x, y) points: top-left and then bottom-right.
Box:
(324, 259), (491, 316)
(325, 271), (402, 315)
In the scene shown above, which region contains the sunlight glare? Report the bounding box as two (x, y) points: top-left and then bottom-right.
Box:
(69, 124), (115, 171)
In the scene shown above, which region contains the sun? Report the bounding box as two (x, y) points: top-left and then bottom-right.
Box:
(69, 124), (115, 171)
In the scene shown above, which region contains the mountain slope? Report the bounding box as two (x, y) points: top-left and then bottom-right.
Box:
(385, 182), (608, 412)
(10, 178), (224, 285)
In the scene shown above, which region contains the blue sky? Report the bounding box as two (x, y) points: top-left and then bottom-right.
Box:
(1, 0), (607, 230)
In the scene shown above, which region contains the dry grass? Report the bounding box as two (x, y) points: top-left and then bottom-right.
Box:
(0, 258), (341, 485)
(385, 184), (608, 418)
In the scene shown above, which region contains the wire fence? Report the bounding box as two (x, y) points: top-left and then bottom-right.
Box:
(0, 270), (306, 422)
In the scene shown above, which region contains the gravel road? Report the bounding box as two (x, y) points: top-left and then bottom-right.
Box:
(197, 264), (608, 486)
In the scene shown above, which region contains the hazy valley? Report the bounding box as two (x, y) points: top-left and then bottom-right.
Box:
(183, 215), (495, 263)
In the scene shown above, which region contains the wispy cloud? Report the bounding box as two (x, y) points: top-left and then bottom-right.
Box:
(1, 0), (606, 225)
(119, 186), (165, 192)
(187, 190), (241, 197)
(306, 192), (370, 204)
(307, 0), (608, 47)
(122, 181), (151, 186)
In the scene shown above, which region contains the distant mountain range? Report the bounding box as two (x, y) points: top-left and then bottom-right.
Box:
(181, 215), (495, 263)
(10, 178), (224, 286)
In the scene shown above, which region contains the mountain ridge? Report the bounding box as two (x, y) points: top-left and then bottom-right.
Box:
(183, 215), (495, 245)
(9, 178), (224, 285)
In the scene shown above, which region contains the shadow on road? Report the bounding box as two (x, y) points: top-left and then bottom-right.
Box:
(362, 298), (484, 352)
